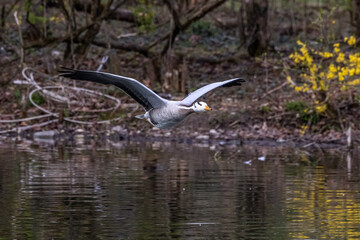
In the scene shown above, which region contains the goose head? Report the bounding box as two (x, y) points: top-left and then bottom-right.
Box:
(191, 101), (212, 112)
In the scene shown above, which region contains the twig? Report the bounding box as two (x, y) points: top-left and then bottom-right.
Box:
(14, 11), (24, 66)
(261, 81), (288, 99)
(116, 33), (137, 38)
(6, 67), (126, 130)
(302, 142), (315, 148)
(71, 86), (121, 111)
(23, 68), (120, 111)
(96, 56), (109, 72)
(43, 0), (47, 38)
(161, 0), (226, 55)
(22, 68), (69, 103)
(0, 119), (58, 134)
(0, 113), (53, 123)
(29, 86), (122, 125)
(267, 112), (294, 119)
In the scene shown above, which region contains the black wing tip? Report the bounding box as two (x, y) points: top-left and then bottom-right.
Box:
(58, 66), (76, 77)
(233, 78), (246, 84)
(223, 78), (246, 87)
(235, 78), (246, 82)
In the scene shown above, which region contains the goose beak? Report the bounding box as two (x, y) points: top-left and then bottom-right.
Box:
(205, 105), (211, 111)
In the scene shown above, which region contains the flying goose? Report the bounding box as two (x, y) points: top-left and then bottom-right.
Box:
(59, 68), (245, 129)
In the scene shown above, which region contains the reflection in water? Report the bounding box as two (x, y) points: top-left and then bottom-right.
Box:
(286, 152), (360, 240)
(0, 141), (359, 239)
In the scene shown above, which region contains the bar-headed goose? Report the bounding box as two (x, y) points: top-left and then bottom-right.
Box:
(59, 68), (245, 129)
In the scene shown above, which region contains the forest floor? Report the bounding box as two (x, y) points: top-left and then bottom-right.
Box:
(0, 7), (359, 148)
(0, 56), (358, 149)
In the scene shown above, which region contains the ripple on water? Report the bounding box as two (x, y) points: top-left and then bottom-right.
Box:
(0, 142), (359, 239)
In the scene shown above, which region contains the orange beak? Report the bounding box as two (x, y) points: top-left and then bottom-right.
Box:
(205, 105), (212, 111)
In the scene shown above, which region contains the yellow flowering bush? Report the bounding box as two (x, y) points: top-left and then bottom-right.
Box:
(287, 36), (360, 123)
(299, 125), (308, 136)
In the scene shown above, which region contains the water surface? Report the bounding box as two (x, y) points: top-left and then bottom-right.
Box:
(0, 140), (359, 239)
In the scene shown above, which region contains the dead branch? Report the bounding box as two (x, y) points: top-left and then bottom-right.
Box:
(161, 0), (226, 55)
(0, 113), (53, 123)
(96, 56), (109, 72)
(16, 0), (225, 63)
(95, 0), (226, 57)
(181, 0), (227, 29)
(21, 0), (126, 63)
(2, 66), (123, 128)
(13, 11), (24, 66)
(23, 20), (97, 49)
(260, 81), (288, 99)
(0, 119), (58, 134)
(0, 1), (21, 29)
(48, 0), (138, 23)
(92, 38), (150, 56)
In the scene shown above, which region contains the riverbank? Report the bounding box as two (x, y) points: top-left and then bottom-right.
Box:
(1, 58), (358, 149)
(2, 114), (358, 149)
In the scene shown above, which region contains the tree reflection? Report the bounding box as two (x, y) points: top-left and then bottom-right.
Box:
(0, 142), (359, 239)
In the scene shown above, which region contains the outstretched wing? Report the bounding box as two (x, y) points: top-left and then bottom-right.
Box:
(59, 68), (167, 111)
(180, 78), (246, 106)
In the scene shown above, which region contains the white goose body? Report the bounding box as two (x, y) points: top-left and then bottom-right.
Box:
(59, 68), (245, 129)
(145, 101), (193, 129)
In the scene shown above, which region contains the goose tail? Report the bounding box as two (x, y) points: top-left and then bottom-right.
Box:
(135, 114), (146, 119)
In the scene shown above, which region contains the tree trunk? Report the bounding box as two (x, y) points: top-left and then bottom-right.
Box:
(352, 0), (360, 38)
(73, 22), (101, 63)
(240, 0), (269, 57)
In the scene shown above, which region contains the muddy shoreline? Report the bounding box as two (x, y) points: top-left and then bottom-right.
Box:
(2, 124), (358, 150)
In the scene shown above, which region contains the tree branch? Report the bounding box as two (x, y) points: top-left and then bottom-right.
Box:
(92, 38), (149, 57)
(161, 0), (226, 55)
(21, 0), (226, 62)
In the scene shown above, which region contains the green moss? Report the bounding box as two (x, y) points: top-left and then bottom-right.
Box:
(284, 101), (307, 112)
(285, 101), (318, 124)
(63, 109), (69, 117)
(14, 88), (21, 102)
(355, 95), (360, 104)
(260, 105), (271, 114)
(29, 92), (45, 106)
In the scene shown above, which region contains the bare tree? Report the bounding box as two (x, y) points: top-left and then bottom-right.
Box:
(238, 0), (269, 56)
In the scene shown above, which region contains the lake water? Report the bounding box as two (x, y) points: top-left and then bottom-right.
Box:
(0, 140), (359, 240)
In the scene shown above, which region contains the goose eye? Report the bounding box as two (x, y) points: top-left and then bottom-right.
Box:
(198, 102), (202, 106)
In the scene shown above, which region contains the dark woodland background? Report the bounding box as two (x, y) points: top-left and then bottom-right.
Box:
(0, 0), (359, 142)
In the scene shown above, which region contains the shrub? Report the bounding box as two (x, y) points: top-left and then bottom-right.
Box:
(284, 101), (318, 124)
(286, 36), (359, 124)
(132, 0), (155, 33)
(284, 101), (307, 112)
